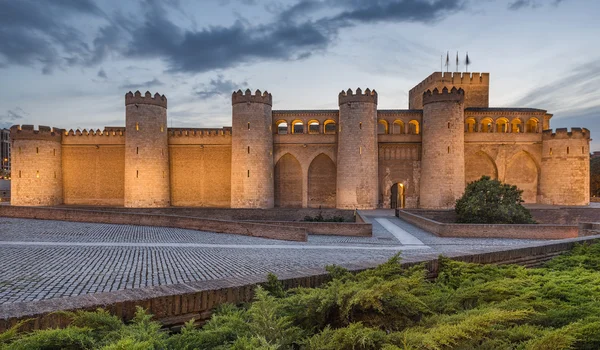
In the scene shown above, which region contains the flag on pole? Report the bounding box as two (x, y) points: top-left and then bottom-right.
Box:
(456, 51), (459, 72)
(445, 51), (449, 72)
(465, 52), (471, 73)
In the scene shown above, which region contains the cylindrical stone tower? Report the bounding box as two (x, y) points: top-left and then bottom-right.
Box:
(230, 89), (274, 208)
(419, 87), (465, 209)
(540, 128), (590, 205)
(10, 125), (63, 206)
(336, 88), (378, 209)
(124, 91), (170, 207)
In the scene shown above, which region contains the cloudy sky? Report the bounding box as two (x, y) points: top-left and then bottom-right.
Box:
(0, 0), (598, 151)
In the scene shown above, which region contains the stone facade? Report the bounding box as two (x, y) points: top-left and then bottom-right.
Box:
(9, 71), (592, 209)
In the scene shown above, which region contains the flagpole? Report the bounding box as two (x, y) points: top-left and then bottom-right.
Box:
(440, 55), (442, 73)
(456, 51), (459, 73)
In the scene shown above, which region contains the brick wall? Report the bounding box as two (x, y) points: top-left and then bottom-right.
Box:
(0, 206), (307, 241)
(62, 145), (125, 206)
(170, 145), (231, 207)
(397, 209), (580, 239)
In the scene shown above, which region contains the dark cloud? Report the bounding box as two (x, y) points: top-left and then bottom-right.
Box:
(507, 0), (564, 11)
(194, 75), (248, 99)
(0, 0), (466, 74)
(97, 68), (107, 79)
(0, 108), (28, 128)
(123, 0), (464, 73)
(119, 78), (165, 91)
(0, 0), (109, 73)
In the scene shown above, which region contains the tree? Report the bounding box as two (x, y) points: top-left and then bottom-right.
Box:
(455, 176), (535, 224)
(591, 157), (600, 198)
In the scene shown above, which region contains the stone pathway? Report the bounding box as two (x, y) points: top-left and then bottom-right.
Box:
(0, 213), (542, 304)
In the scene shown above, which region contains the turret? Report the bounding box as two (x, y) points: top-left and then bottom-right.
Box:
(124, 91), (170, 207)
(10, 125), (63, 206)
(419, 87), (465, 209)
(336, 88), (378, 209)
(230, 89), (274, 208)
(540, 128), (590, 205)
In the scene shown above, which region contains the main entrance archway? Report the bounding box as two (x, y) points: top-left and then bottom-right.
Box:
(390, 183), (405, 209)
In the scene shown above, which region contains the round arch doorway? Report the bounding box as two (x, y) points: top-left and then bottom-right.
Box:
(390, 183), (405, 209)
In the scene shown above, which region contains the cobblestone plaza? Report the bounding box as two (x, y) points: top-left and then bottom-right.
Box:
(0, 211), (542, 305)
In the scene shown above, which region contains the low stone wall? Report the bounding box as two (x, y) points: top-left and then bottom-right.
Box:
(1, 236), (599, 332)
(530, 208), (600, 224)
(249, 220), (372, 236)
(397, 210), (580, 239)
(59, 206), (357, 222)
(0, 206), (307, 242)
(404, 208), (600, 226)
(591, 198), (600, 203)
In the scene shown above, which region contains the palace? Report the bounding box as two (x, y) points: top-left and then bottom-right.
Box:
(9, 72), (591, 209)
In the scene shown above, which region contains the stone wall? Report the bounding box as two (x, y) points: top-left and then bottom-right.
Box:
(409, 72), (489, 109)
(0, 206), (307, 241)
(169, 145), (231, 207)
(2, 235), (599, 332)
(62, 145), (125, 206)
(403, 208), (600, 226)
(56, 207), (357, 222)
(464, 142), (542, 203)
(397, 209), (579, 239)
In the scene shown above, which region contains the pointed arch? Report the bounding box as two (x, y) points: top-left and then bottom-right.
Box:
(308, 153), (336, 208)
(274, 153), (303, 207)
(505, 151), (539, 203)
(465, 150), (498, 184)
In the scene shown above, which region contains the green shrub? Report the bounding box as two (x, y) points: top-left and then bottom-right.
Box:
(455, 175), (536, 224)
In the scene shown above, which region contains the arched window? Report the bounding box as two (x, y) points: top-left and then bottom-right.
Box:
(526, 118), (539, 133)
(392, 120), (405, 134)
(481, 117), (494, 133)
(324, 120), (336, 134)
(496, 118), (509, 133)
(291, 120), (304, 134)
(510, 118), (522, 133)
(408, 120), (420, 135)
(276, 120), (288, 135)
(308, 120), (320, 134)
(465, 118), (476, 133)
(377, 120), (388, 135)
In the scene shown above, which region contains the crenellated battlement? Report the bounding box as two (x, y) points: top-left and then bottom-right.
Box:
(63, 128), (126, 137)
(422, 87), (465, 105)
(168, 127), (232, 137)
(338, 88), (378, 105)
(10, 125), (63, 142)
(542, 127), (591, 140)
(125, 91), (167, 108)
(231, 89), (272, 106)
(409, 72), (489, 93)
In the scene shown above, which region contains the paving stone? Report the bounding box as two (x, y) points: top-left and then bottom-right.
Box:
(0, 216), (542, 304)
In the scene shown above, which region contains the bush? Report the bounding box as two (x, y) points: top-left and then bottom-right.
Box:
(455, 175), (536, 224)
(303, 212), (345, 222)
